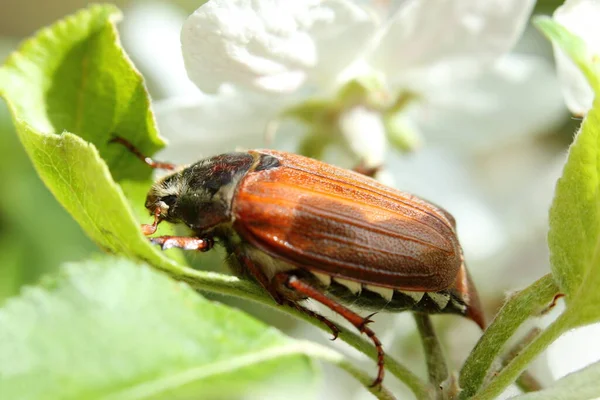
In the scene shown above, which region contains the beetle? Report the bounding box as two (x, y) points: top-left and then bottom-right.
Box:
(111, 137), (484, 387)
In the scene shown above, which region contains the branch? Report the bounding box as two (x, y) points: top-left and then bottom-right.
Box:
(413, 313), (448, 391)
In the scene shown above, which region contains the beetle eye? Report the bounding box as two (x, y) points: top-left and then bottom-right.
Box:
(161, 195), (177, 207)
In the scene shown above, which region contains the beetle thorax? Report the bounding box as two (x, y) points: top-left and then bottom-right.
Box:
(145, 152), (256, 235)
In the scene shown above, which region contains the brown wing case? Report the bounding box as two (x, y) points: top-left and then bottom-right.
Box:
(232, 150), (463, 291)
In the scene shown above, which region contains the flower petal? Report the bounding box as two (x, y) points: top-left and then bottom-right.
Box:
(368, 0), (536, 88)
(407, 54), (567, 151)
(338, 106), (387, 166)
(153, 87), (280, 163)
(553, 0), (600, 115)
(181, 0), (376, 94)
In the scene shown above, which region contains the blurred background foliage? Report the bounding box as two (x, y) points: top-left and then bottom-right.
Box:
(0, 1), (583, 397)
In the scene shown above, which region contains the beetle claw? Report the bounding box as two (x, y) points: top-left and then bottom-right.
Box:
(329, 327), (340, 341)
(358, 312), (378, 331)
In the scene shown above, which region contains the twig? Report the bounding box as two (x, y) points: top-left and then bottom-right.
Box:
(414, 313), (449, 395)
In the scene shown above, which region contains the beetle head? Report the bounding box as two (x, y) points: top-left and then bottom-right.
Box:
(144, 152), (255, 235)
(145, 170), (188, 224)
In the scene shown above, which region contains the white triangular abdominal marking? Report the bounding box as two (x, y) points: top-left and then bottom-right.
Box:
(398, 290), (425, 303)
(427, 292), (451, 309)
(333, 277), (362, 295)
(451, 297), (467, 312)
(364, 285), (394, 302)
(312, 271), (332, 287)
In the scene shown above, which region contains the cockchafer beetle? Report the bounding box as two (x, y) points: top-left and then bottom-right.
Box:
(112, 137), (485, 387)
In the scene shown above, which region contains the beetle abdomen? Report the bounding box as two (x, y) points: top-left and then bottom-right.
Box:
(319, 273), (466, 315)
(233, 150), (463, 292)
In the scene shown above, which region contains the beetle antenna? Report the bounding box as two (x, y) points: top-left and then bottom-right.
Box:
(109, 136), (177, 170)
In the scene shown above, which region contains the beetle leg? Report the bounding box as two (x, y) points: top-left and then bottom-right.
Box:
(110, 136), (178, 170)
(359, 312), (378, 330)
(149, 236), (214, 251)
(142, 207), (162, 235)
(284, 300), (340, 340)
(234, 255), (340, 338)
(235, 252), (284, 305)
(275, 272), (385, 387)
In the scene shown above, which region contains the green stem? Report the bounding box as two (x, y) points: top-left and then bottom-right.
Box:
(413, 313), (448, 390)
(502, 328), (543, 393)
(163, 265), (430, 399)
(458, 274), (559, 398)
(473, 312), (573, 399)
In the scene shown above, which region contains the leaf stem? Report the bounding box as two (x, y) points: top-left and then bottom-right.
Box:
(502, 328), (543, 393)
(413, 313), (448, 391)
(163, 265), (430, 399)
(458, 274), (559, 398)
(473, 311), (573, 399)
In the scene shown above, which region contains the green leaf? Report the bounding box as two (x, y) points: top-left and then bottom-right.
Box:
(512, 361), (600, 400)
(14, 126), (171, 265)
(0, 257), (318, 400)
(0, 5), (187, 272)
(535, 17), (600, 95)
(547, 98), (600, 326)
(458, 274), (559, 399)
(0, 4), (164, 182)
(0, 54), (97, 302)
(538, 17), (600, 326)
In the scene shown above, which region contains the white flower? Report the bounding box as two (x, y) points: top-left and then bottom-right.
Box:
(154, 0), (539, 166)
(552, 0), (600, 115)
